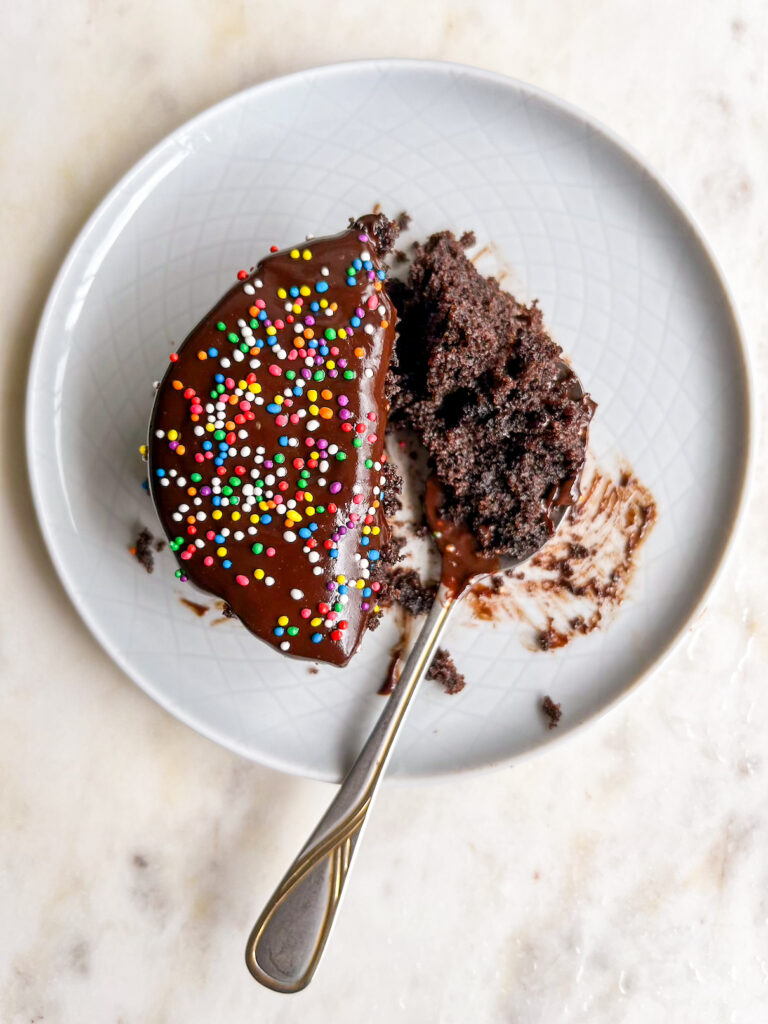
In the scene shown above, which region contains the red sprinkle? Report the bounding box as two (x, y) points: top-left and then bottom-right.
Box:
(237, 270), (248, 280)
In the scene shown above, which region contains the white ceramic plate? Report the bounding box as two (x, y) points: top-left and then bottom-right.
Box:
(27, 61), (752, 781)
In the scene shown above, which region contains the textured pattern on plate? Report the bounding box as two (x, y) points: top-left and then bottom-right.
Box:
(27, 62), (750, 780)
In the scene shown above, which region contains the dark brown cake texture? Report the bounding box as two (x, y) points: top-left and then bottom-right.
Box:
(391, 231), (595, 564)
(148, 214), (401, 666)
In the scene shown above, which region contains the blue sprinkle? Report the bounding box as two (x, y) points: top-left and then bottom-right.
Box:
(222, 559), (232, 569)
(353, 259), (362, 270)
(310, 301), (320, 312)
(261, 514), (272, 525)
(369, 550), (380, 562)
(274, 626), (285, 637)
(377, 269), (386, 280)
(258, 310), (267, 321)
(202, 440), (212, 451)
(141, 480), (148, 492)
(214, 457), (224, 467)
(289, 286), (300, 298)
(215, 534), (225, 543)
(330, 548), (338, 558)
(267, 337), (277, 347)
(218, 442), (228, 451)
(346, 277), (356, 286)
(256, 339), (264, 349)
(215, 373), (225, 383)
(293, 386), (303, 396)
(278, 435), (289, 447)
(155, 468), (165, 477)
(363, 260), (373, 271)
(316, 281), (328, 293)
(311, 633), (322, 644)
(350, 316), (361, 327)
(299, 528), (311, 539)
(308, 339), (318, 349)
(266, 403), (281, 414)
(363, 587), (372, 598)
(212, 496), (221, 507)
(207, 347), (218, 357)
(320, 346), (329, 356)
(339, 585), (348, 595)
(360, 536), (369, 546)
(309, 522), (318, 532)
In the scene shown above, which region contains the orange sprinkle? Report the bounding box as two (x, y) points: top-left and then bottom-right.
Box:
(319, 407), (333, 419)
(186, 515), (196, 524)
(304, 328), (314, 340)
(249, 305), (258, 317)
(354, 347), (365, 358)
(380, 320), (389, 329)
(187, 487), (196, 496)
(330, 302), (338, 311)
(225, 420), (235, 429)
(293, 338), (304, 349)
(190, 414), (199, 422)
(373, 500), (380, 508)
(321, 389), (332, 400)
(374, 281), (382, 292)
(197, 351), (207, 360)
(172, 380), (184, 390)
(129, 547), (137, 556)
(176, 444), (186, 455)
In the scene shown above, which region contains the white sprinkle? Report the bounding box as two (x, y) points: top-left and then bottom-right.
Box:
(255, 396), (264, 405)
(305, 356), (314, 366)
(179, 503), (190, 513)
(247, 526), (257, 535)
(287, 499), (296, 509)
(352, 484), (362, 494)
(280, 641), (290, 651)
(325, 308), (333, 317)
(307, 419), (319, 431)
(242, 326), (253, 337)
(317, 477), (326, 486)
(220, 357), (231, 368)
(171, 512), (182, 522)
(373, 486), (380, 495)
(313, 566), (323, 575)
(155, 429), (165, 438)
(265, 576), (275, 586)
(319, 460), (329, 472)
(238, 318), (246, 327)
(283, 530), (296, 542)
(364, 368), (373, 378)
(243, 283), (255, 295)
(265, 474), (275, 485)
(253, 278), (263, 288)
(193, 499), (202, 508)
(288, 437), (299, 447)
(194, 426), (205, 436)
(160, 478), (169, 487)
(364, 324), (374, 335)
(360, 250), (371, 260)
(233, 349), (245, 362)
(196, 511), (206, 521)
(321, 266), (329, 276)
(308, 551), (320, 564)
(290, 588), (304, 600)
(221, 497), (229, 506)
(240, 445), (251, 456)
(221, 528), (230, 537)
(276, 467), (287, 477)
(205, 403), (215, 413)
(328, 444), (339, 455)
(169, 469), (178, 478)
(195, 539), (205, 549)
(374, 461), (381, 470)
(234, 530), (244, 541)
(276, 504), (287, 515)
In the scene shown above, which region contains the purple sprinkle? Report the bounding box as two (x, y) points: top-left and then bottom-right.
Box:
(327, 582), (335, 591)
(169, 441), (178, 451)
(315, 355), (323, 365)
(338, 527), (347, 536)
(361, 601), (370, 610)
(264, 320), (272, 327)
(339, 409), (351, 420)
(331, 532), (340, 541)
(346, 520), (354, 529)
(329, 482), (342, 494)
(367, 270), (375, 281)
(338, 395), (349, 407)
(301, 368), (312, 379)
(200, 486), (212, 496)
(329, 369), (338, 378)
(355, 307), (364, 317)
(338, 358), (348, 368)
(305, 315), (315, 326)
(264, 460), (274, 469)
(317, 439), (328, 449)
(358, 233), (368, 242)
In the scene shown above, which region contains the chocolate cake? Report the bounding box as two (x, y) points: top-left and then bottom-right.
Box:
(391, 231), (595, 563)
(148, 214), (400, 666)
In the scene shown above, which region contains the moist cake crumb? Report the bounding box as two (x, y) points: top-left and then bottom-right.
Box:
(427, 648), (466, 695)
(542, 695), (562, 728)
(386, 567), (437, 615)
(131, 527), (165, 573)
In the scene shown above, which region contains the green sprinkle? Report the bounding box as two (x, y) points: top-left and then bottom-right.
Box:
(353, 438), (363, 448)
(313, 370), (325, 381)
(216, 384), (225, 393)
(213, 429), (226, 441)
(286, 370), (296, 381)
(364, 459), (373, 469)
(250, 318), (259, 329)
(174, 569), (183, 578)
(191, 473), (202, 483)
(252, 543), (264, 555)
(287, 626), (299, 637)
(316, 505), (325, 513)
(336, 452), (347, 462)
(274, 453), (285, 464)
(324, 328), (337, 341)
(227, 332), (239, 343)
(240, 342), (249, 353)
(334, 602), (343, 613)
(216, 322), (226, 331)
(222, 486), (233, 496)
(343, 370), (356, 380)
(229, 476), (241, 487)
(300, 469), (310, 480)
(229, 496), (240, 505)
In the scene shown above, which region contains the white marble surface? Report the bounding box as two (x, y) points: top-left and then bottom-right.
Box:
(3, 2), (768, 1021)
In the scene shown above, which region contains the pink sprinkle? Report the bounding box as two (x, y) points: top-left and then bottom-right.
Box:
(301, 608), (311, 619)
(206, 531), (216, 540)
(180, 551), (192, 561)
(287, 350), (298, 361)
(289, 414), (300, 424)
(269, 365), (281, 376)
(367, 412), (376, 421)
(194, 453), (205, 463)
(368, 434), (378, 443)
(235, 575), (249, 586)
(255, 299), (266, 309)
(266, 547), (276, 557)
(204, 556), (214, 566)
(350, 513), (360, 523)
(338, 395), (349, 406)
(330, 482), (342, 494)
(366, 295), (378, 309)
(353, 494), (363, 504)
(358, 233), (369, 241)
(275, 414), (288, 427)
(275, 319), (284, 329)
(330, 346), (339, 356)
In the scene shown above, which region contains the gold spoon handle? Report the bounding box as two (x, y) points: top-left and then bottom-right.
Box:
(245, 584), (456, 992)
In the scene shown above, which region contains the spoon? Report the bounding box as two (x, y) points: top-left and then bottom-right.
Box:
(244, 479), (578, 992)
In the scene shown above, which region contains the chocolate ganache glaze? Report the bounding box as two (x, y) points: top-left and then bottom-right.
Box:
(148, 214), (399, 666)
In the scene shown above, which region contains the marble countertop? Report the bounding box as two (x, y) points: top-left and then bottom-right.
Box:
(4, 1), (768, 1021)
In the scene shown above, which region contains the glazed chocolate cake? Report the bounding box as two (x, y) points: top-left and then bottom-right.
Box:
(391, 231), (595, 563)
(148, 214), (400, 666)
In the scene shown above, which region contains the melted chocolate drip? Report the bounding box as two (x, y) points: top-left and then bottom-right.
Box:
(149, 215), (398, 666)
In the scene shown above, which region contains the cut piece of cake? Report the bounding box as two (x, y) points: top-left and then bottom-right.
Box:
(148, 214), (400, 666)
(391, 230), (595, 564)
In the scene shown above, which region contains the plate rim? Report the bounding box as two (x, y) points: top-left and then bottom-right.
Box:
(25, 58), (757, 783)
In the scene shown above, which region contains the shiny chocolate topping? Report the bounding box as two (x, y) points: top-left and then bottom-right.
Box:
(148, 215), (398, 666)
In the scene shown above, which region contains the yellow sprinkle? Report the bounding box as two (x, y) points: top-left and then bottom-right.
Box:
(266, 326), (276, 336)
(311, 617), (322, 627)
(299, 285), (310, 296)
(254, 569), (265, 580)
(306, 506), (315, 516)
(307, 389), (318, 401)
(205, 423), (215, 433)
(338, 329), (347, 340)
(336, 575), (346, 585)
(138, 444), (147, 456)
(371, 526), (380, 535)
(309, 404), (319, 415)
(373, 604), (380, 613)
(216, 547), (227, 557)
(167, 429), (178, 441)
(356, 580), (365, 589)
(275, 395), (284, 405)
(290, 249), (300, 259)
(310, 451), (319, 460)
(292, 304), (302, 314)
(231, 511), (241, 521)
(304, 492), (313, 502)
(278, 615), (289, 626)
(259, 501), (269, 511)
(277, 288), (287, 299)
(326, 360), (335, 370)
(286, 510), (302, 523)
(248, 382), (261, 394)
(212, 510), (222, 520)
(250, 514), (260, 524)
(238, 379), (247, 388)
(320, 299), (328, 309)
(362, 526), (371, 535)
(302, 249), (312, 260)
